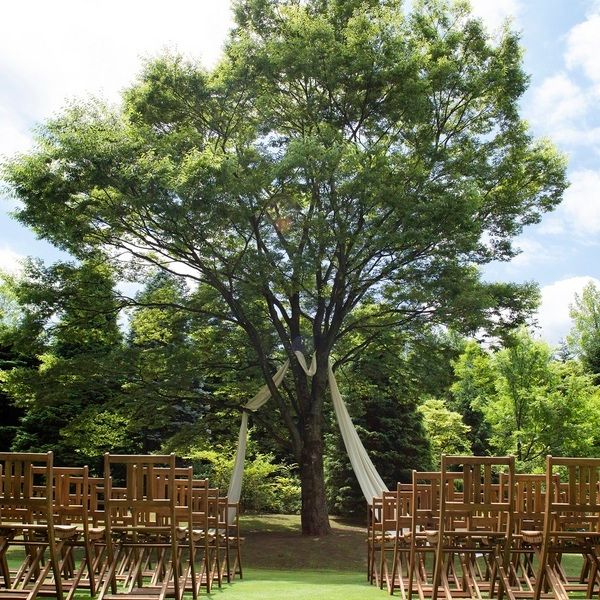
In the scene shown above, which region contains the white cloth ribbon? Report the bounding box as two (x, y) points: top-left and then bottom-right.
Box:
(226, 351), (387, 519)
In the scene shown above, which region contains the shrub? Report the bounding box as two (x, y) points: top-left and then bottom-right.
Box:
(188, 445), (300, 514)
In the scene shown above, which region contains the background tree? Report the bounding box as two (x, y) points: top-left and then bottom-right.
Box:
(123, 272), (208, 452)
(418, 398), (471, 467)
(0, 259), (125, 468)
(568, 281), (600, 377)
(449, 339), (494, 455)
(4, 0), (567, 534)
(0, 277), (27, 450)
(450, 329), (600, 471)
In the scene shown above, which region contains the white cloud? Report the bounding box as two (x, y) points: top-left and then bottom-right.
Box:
(561, 169), (600, 235)
(565, 11), (600, 83)
(511, 238), (552, 267)
(0, 1), (234, 158)
(529, 73), (588, 129)
(469, 0), (521, 32)
(537, 276), (600, 345)
(0, 247), (25, 276)
(550, 125), (600, 147)
(536, 169), (600, 237)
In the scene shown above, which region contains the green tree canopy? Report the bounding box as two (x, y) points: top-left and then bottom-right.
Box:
(0, 259), (125, 467)
(568, 281), (600, 376)
(450, 329), (600, 471)
(4, 0), (566, 533)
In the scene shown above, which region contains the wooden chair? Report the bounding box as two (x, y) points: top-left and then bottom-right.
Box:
(430, 455), (515, 600)
(530, 456), (600, 600)
(403, 471), (464, 600)
(388, 485), (414, 596)
(219, 499), (243, 582)
(368, 491), (395, 588)
(0, 452), (77, 600)
(182, 478), (219, 596)
(405, 471), (443, 600)
(97, 454), (186, 600)
(368, 486), (412, 593)
(34, 465), (103, 600)
(499, 472), (555, 597)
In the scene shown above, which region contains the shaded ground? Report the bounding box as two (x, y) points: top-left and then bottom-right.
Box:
(240, 513), (369, 572)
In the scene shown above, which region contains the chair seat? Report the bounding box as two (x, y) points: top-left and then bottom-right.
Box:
(521, 529), (543, 545)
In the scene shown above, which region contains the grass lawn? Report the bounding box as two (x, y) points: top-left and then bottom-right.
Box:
(209, 513), (384, 599)
(211, 568), (386, 599)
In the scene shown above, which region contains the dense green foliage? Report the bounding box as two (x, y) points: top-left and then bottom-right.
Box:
(446, 329), (600, 472)
(568, 282), (600, 377)
(190, 444), (301, 513)
(3, 0), (567, 532)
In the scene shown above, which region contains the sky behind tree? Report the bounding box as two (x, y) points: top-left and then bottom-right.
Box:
(1, 0), (599, 345)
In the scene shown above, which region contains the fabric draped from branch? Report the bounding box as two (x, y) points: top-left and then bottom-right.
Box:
(226, 352), (388, 515)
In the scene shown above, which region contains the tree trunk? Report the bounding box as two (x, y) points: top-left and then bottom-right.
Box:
(299, 413), (331, 535)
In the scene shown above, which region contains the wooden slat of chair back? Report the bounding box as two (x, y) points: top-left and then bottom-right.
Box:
(500, 472), (558, 532)
(0, 452), (53, 522)
(104, 454), (176, 528)
(412, 471), (443, 530)
(151, 466), (194, 525)
(546, 456), (600, 530)
(441, 455), (515, 533)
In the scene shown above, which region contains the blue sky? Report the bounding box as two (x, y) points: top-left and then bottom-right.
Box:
(0, 0), (599, 345)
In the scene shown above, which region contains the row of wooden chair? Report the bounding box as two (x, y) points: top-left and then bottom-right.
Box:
(368, 455), (600, 600)
(0, 452), (243, 600)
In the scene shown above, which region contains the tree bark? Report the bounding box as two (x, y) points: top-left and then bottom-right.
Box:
(298, 410), (331, 535)
(296, 355), (331, 536)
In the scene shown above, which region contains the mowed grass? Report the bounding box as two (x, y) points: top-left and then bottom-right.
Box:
(240, 513), (369, 571)
(208, 569), (385, 600)
(212, 513), (385, 599)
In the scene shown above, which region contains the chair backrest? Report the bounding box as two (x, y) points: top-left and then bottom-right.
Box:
(379, 490), (399, 534)
(152, 466), (194, 526)
(0, 452), (54, 525)
(88, 475), (107, 526)
(411, 471), (442, 532)
(545, 456), (600, 533)
(103, 454), (177, 529)
(500, 472), (557, 532)
(439, 455), (515, 535)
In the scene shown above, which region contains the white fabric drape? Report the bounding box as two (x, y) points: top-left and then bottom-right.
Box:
(227, 360), (290, 504)
(226, 351), (387, 515)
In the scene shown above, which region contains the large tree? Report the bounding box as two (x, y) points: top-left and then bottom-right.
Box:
(5, 0), (566, 533)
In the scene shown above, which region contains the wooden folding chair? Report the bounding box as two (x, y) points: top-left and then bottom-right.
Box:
(97, 454), (185, 600)
(498, 472), (556, 598)
(32, 465), (104, 600)
(368, 491), (395, 588)
(431, 455), (515, 600)
(530, 456), (600, 600)
(368, 486), (412, 593)
(187, 481), (223, 595)
(388, 485), (413, 596)
(0, 452), (77, 600)
(405, 471), (443, 600)
(152, 467), (195, 600)
(219, 499), (243, 582)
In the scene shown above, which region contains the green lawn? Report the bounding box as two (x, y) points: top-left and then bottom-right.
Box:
(206, 513), (384, 598)
(209, 569), (385, 600)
